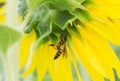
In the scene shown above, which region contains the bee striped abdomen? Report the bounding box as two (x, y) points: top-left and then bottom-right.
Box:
(54, 49), (62, 60)
(49, 34), (67, 60)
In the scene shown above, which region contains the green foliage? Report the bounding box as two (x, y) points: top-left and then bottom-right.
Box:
(0, 25), (21, 54)
(19, 0), (94, 48)
(18, 0), (28, 16)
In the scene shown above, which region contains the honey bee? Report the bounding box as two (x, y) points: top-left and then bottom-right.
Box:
(49, 34), (67, 60)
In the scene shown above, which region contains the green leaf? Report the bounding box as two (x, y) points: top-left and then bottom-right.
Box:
(0, 25), (21, 53)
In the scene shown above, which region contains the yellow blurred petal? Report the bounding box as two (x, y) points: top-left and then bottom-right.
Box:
(56, 52), (74, 81)
(35, 42), (56, 81)
(18, 16), (22, 23)
(36, 42), (72, 81)
(36, 45), (50, 81)
(67, 48), (82, 81)
(19, 31), (36, 69)
(74, 27), (120, 80)
(48, 48), (62, 81)
(90, 0), (120, 18)
(21, 53), (37, 77)
(49, 46), (73, 81)
(72, 37), (105, 81)
(0, 14), (6, 23)
(80, 27), (120, 78)
(84, 21), (120, 45)
(0, 5), (6, 12)
(0, 5), (6, 15)
(0, 0), (6, 2)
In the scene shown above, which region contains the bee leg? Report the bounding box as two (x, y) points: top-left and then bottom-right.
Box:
(49, 44), (57, 49)
(49, 44), (56, 46)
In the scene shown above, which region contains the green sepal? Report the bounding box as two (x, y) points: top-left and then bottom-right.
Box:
(25, 20), (39, 33)
(26, 0), (43, 10)
(18, 0), (28, 16)
(70, 8), (93, 22)
(34, 20), (52, 49)
(82, 0), (97, 7)
(52, 10), (75, 30)
(49, 33), (59, 44)
(44, 0), (83, 11)
(74, 19), (87, 29)
(67, 24), (83, 41)
(36, 37), (50, 47)
(21, 0), (94, 49)
(0, 24), (21, 54)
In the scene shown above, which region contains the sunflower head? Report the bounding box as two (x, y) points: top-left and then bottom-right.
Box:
(19, 0), (120, 81)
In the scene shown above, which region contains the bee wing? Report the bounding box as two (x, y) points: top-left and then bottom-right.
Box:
(62, 44), (67, 58)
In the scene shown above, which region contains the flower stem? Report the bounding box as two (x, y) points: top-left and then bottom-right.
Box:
(6, 0), (19, 29)
(5, 0), (20, 80)
(0, 53), (12, 81)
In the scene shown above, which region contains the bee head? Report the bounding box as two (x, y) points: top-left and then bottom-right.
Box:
(60, 34), (67, 42)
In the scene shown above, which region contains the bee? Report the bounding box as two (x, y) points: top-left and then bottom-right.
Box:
(49, 34), (67, 60)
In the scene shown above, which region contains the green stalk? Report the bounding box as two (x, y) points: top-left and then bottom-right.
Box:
(5, 0), (20, 81)
(6, 0), (19, 29)
(0, 53), (12, 81)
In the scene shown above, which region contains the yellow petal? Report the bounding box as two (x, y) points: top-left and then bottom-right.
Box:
(67, 48), (82, 81)
(19, 31), (36, 69)
(84, 21), (120, 45)
(21, 52), (37, 77)
(90, 0), (120, 18)
(0, 0), (6, 2)
(36, 45), (50, 81)
(0, 14), (6, 23)
(48, 46), (74, 81)
(0, 5), (6, 15)
(74, 27), (120, 80)
(80, 27), (120, 78)
(55, 50), (74, 81)
(72, 37), (105, 81)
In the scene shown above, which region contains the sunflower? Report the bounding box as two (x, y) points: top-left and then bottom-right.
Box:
(1, 0), (120, 81)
